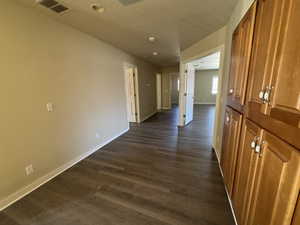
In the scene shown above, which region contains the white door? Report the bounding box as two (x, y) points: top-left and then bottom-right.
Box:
(156, 73), (162, 110)
(184, 64), (195, 125)
(125, 68), (137, 122)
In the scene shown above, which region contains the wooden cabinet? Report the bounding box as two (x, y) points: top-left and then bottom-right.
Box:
(246, 0), (300, 149)
(247, 131), (300, 225)
(221, 1), (300, 225)
(227, 2), (257, 113)
(232, 122), (300, 225)
(292, 196), (300, 225)
(220, 107), (242, 197)
(292, 197), (300, 225)
(232, 120), (262, 225)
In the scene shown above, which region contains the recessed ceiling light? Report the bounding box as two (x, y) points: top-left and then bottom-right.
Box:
(91, 4), (105, 13)
(148, 36), (156, 42)
(153, 52), (158, 56)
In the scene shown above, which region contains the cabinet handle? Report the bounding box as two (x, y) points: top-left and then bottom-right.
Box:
(259, 90), (265, 100)
(263, 86), (273, 103)
(226, 116), (230, 123)
(255, 144), (261, 154)
(251, 136), (259, 150)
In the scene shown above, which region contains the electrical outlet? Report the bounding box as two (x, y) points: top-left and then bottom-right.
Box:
(25, 165), (34, 176)
(95, 133), (100, 139)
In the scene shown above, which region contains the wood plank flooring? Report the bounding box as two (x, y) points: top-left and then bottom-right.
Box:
(0, 105), (235, 225)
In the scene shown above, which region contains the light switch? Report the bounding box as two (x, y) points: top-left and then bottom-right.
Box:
(46, 103), (53, 112)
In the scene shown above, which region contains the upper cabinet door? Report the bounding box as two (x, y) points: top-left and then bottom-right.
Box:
(232, 119), (262, 225)
(267, 0), (300, 128)
(220, 107), (242, 197)
(227, 2), (257, 113)
(246, 0), (287, 114)
(248, 131), (300, 225)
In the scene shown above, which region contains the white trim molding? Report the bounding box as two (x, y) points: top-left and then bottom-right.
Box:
(0, 127), (129, 211)
(212, 148), (238, 225)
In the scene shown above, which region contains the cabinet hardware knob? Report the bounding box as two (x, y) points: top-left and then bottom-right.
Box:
(263, 91), (270, 101)
(229, 88), (234, 94)
(255, 144), (261, 154)
(226, 116), (230, 122)
(259, 90), (265, 100)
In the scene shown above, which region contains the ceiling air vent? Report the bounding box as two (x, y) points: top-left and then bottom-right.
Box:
(36, 0), (69, 14)
(117, 0), (144, 6)
(51, 4), (68, 13)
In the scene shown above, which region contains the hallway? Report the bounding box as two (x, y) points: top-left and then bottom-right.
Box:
(0, 105), (235, 225)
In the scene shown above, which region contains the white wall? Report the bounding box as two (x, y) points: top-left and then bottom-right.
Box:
(0, 0), (159, 209)
(195, 70), (219, 104)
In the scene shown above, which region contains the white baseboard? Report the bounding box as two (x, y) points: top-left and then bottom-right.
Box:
(0, 127), (129, 211)
(212, 148), (238, 225)
(140, 110), (157, 122)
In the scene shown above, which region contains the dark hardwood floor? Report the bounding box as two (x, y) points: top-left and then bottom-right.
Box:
(0, 105), (235, 225)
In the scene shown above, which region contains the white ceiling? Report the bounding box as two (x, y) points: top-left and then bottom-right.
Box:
(191, 52), (220, 70)
(16, 0), (237, 67)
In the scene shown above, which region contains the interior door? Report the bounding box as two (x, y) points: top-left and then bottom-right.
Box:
(233, 119), (262, 225)
(248, 131), (300, 225)
(127, 68), (137, 122)
(184, 64), (195, 125)
(246, 0), (287, 114)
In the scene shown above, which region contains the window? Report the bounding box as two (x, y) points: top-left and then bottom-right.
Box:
(211, 76), (218, 95)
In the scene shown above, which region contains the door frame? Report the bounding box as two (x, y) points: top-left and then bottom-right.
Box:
(123, 63), (141, 123)
(179, 45), (225, 152)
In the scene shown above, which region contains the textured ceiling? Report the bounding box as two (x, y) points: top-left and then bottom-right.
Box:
(16, 0), (237, 67)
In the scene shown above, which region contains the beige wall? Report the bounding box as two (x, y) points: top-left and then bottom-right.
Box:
(171, 75), (179, 104)
(0, 0), (158, 209)
(181, 27), (227, 62)
(162, 65), (180, 74)
(195, 70), (219, 104)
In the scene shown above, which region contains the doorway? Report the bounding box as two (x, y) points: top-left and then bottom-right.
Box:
(179, 50), (222, 148)
(124, 63), (140, 123)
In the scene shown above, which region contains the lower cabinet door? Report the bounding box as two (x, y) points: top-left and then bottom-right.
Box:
(248, 131), (300, 225)
(232, 119), (262, 225)
(292, 196), (299, 225)
(221, 107), (242, 197)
